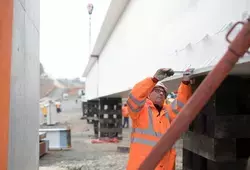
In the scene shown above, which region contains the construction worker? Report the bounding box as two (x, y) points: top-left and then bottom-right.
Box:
(122, 104), (129, 128)
(41, 105), (48, 117)
(126, 68), (192, 170)
(55, 100), (61, 113)
(41, 104), (48, 124)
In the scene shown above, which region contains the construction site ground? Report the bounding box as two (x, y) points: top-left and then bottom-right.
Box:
(39, 99), (183, 170)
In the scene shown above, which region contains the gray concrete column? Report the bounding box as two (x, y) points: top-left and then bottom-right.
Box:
(0, 0), (40, 169)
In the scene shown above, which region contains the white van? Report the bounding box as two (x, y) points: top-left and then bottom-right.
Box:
(63, 93), (68, 100)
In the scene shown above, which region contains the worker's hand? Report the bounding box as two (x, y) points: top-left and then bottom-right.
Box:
(182, 68), (194, 82)
(153, 68), (174, 81)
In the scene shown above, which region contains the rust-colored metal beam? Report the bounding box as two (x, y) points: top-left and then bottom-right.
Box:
(138, 18), (250, 170)
(0, 0), (14, 169)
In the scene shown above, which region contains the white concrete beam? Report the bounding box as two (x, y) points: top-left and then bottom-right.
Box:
(95, 60), (250, 99)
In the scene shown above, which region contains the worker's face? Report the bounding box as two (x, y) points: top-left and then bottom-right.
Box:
(149, 87), (166, 107)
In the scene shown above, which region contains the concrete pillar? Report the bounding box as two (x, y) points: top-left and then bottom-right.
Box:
(182, 75), (250, 170)
(0, 0), (40, 169)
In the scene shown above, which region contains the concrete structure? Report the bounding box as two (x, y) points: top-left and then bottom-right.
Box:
(83, 0), (250, 100)
(0, 0), (40, 169)
(83, 1), (250, 169)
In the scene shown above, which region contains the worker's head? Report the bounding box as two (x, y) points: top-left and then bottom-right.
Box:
(124, 104), (127, 107)
(149, 82), (167, 107)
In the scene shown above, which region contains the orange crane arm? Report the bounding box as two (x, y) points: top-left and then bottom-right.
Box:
(138, 18), (250, 170)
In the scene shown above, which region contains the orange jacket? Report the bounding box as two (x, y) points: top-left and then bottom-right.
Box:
(122, 106), (129, 117)
(126, 77), (192, 170)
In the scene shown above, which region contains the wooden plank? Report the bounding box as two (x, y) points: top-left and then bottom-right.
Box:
(189, 76), (250, 139)
(99, 122), (122, 128)
(183, 131), (237, 162)
(192, 76), (250, 115)
(183, 148), (249, 170)
(192, 153), (207, 170)
(213, 76), (250, 116)
(183, 149), (193, 170)
(0, 0), (14, 169)
(99, 128), (122, 133)
(190, 114), (250, 139)
(99, 119), (122, 124)
(207, 159), (248, 170)
(207, 115), (250, 138)
(192, 112), (206, 135)
(99, 111), (122, 115)
(183, 149), (207, 170)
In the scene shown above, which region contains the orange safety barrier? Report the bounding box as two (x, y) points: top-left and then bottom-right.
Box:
(138, 18), (250, 170)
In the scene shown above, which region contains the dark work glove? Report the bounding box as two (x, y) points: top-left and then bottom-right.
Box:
(183, 68), (195, 82)
(153, 68), (174, 81)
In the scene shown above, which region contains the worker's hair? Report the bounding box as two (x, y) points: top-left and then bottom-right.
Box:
(124, 104), (127, 106)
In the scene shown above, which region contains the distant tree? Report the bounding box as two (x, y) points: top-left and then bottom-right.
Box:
(40, 62), (45, 75)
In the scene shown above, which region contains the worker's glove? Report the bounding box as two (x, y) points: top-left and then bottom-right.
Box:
(182, 68), (195, 82)
(153, 68), (174, 81)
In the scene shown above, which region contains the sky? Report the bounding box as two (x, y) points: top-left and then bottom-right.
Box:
(40, 0), (111, 79)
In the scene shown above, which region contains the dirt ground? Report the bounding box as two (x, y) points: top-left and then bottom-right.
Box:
(39, 100), (128, 170)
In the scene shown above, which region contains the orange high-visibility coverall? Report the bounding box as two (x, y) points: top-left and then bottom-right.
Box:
(122, 105), (129, 118)
(126, 77), (192, 170)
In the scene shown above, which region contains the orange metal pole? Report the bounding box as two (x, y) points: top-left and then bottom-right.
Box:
(138, 18), (250, 170)
(0, 0), (14, 169)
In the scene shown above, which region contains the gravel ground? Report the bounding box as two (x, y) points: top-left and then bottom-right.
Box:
(39, 99), (184, 170)
(39, 100), (128, 170)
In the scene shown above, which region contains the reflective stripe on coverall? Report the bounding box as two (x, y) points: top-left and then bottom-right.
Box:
(126, 77), (192, 170)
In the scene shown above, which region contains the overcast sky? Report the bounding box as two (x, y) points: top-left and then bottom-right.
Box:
(40, 0), (111, 79)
